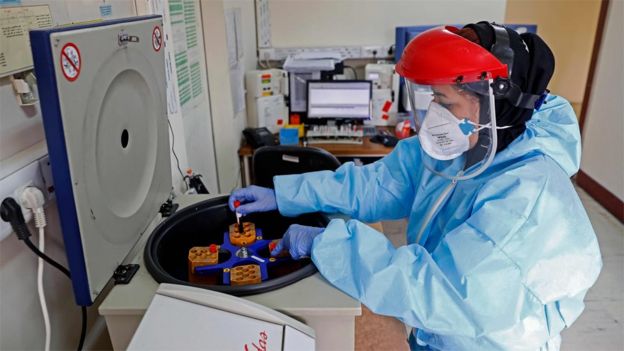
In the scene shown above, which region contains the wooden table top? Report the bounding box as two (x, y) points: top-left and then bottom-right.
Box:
(238, 136), (395, 158)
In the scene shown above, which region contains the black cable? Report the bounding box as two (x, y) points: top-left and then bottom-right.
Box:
(23, 236), (70, 278)
(344, 65), (358, 79)
(78, 307), (87, 351)
(2, 198), (86, 351)
(388, 44), (395, 58)
(23, 236), (85, 351)
(167, 119), (189, 190)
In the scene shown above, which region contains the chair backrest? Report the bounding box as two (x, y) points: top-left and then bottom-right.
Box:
(252, 145), (342, 188)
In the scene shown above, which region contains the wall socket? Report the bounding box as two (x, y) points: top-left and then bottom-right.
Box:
(0, 156), (53, 242)
(361, 45), (392, 59)
(38, 155), (55, 201)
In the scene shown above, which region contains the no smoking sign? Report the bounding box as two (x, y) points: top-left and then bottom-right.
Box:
(152, 26), (162, 52)
(60, 43), (81, 82)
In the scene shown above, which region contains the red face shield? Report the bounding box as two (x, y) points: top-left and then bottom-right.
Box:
(396, 26), (511, 180)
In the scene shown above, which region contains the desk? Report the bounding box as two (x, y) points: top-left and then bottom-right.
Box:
(238, 136), (395, 186)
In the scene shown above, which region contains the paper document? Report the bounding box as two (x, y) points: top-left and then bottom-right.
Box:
(168, 0), (204, 108)
(225, 8), (243, 68)
(0, 5), (52, 77)
(230, 63), (246, 114)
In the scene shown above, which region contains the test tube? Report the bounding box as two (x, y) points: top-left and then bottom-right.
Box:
(234, 200), (242, 230)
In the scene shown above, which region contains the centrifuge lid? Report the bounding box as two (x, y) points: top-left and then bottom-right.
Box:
(31, 16), (170, 305)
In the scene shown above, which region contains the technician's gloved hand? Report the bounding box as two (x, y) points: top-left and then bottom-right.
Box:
(271, 224), (324, 259)
(228, 185), (277, 215)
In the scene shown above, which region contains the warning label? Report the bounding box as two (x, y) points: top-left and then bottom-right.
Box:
(60, 43), (81, 82)
(152, 26), (162, 52)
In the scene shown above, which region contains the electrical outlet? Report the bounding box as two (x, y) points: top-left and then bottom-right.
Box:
(344, 47), (362, 58)
(13, 181), (34, 205)
(259, 48), (275, 61)
(13, 181), (34, 227)
(38, 155), (55, 201)
(362, 46), (382, 58)
(362, 45), (393, 59)
(0, 157), (47, 241)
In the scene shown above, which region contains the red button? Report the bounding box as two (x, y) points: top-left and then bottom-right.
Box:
(209, 244), (218, 253)
(269, 242), (277, 252)
(234, 200), (241, 208)
(382, 100), (392, 113)
(290, 114), (300, 125)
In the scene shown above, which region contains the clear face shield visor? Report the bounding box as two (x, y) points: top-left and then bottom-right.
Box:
(405, 79), (501, 181)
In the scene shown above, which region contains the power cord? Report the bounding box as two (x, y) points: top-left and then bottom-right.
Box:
(1, 198), (70, 276)
(184, 170), (210, 194)
(21, 188), (50, 351)
(344, 65), (358, 79)
(167, 118), (189, 191)
(0, 195), (86, 351)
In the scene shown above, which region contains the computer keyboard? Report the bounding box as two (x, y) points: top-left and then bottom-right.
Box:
(306, 125), (364, 139)
(306, 137), (363, 145)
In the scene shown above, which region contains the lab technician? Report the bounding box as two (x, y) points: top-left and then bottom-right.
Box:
(229, 22), (602, 350)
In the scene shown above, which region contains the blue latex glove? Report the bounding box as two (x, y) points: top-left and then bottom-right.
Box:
(271, 224), (324, 259)
(228, 185), (277, 215)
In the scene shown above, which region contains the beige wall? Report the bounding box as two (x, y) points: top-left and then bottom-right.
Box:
(505, 0), (602, 115)
(579, 0), (624, 201)
(268, 0), (506, 48)
(200, 0), (254, 193)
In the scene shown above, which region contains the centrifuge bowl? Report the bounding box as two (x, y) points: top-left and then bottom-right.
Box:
(144, 195), (328, 296)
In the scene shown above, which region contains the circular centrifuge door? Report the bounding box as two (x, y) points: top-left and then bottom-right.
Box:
(47, 18), (170, 303)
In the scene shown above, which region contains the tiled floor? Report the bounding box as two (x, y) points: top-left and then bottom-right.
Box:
(560, 187), (623, 350)
(377, 186), (624, 350)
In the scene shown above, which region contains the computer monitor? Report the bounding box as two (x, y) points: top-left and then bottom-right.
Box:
(306, 80), (372, 122)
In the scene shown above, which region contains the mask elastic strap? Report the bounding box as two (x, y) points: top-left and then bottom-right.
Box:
(470, 121), (513, 132)
(459, 119), (512, 135)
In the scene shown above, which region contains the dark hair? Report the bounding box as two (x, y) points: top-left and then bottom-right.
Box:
(456, 27), (481, 45)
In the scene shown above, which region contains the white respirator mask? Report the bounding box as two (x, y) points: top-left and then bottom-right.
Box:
(419, 101), (510, 161)
(419, 102), (471, 160)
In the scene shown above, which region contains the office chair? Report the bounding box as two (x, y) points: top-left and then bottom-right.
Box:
(252, 145), (342, 188)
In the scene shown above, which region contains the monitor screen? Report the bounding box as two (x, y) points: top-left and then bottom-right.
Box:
(307, 81), (372, 120)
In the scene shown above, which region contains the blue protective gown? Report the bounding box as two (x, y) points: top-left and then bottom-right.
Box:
(273, 95), (602, 350)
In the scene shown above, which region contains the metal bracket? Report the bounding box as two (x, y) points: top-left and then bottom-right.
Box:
(113, 264), (140, 285)
(118, 31), (140, 46)
(159, 198), (179, 217)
